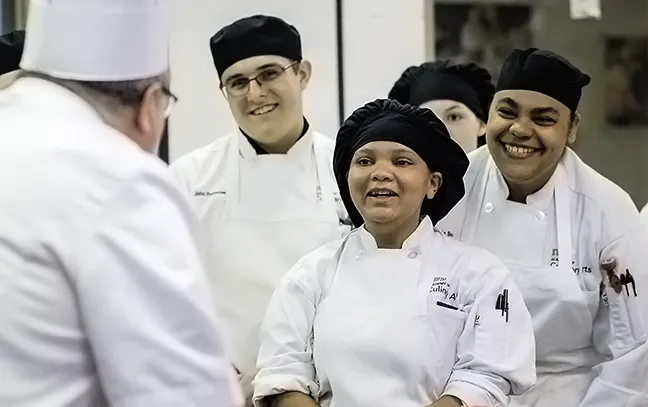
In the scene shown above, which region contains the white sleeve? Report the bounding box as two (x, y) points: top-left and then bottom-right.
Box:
(252, 260), (323, 407)
(580, 225), (648, 407)
(75, 171), (243, 407)
(443, 252), (537, 407)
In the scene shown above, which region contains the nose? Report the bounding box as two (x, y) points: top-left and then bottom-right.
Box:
(371, 161), (394, 181)
(247, 79), (266, 100)
(508, 120), (533, 139)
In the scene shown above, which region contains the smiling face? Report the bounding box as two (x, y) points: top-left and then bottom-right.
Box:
(348, 141), (442, 228)
(486, 90), (579, 197)
(220, 55), (311, 152)
(420, 99), (485, 153)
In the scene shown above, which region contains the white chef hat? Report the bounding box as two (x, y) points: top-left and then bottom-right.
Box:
(20, 0), (171, 81)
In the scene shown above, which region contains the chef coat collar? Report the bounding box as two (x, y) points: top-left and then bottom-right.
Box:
(490, 157), (561, 208)
(357, 215), (434, 252)
(237, 121), (314, 166)
(240, 117), (309, 155)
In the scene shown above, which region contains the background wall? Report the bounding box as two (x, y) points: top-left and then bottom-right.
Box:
(531, 0), (648, 206)
(168, 0), (427, 160)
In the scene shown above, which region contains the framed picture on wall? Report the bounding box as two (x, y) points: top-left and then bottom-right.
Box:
(604, 36), (648, 127)
(433, 0), (534, 82)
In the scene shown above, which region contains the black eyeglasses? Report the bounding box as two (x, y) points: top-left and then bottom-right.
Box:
(220, 61), (299, 99)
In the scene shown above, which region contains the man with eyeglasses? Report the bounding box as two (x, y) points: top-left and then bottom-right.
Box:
(170, 14), (351, 405)
(0, 1), (242, 406)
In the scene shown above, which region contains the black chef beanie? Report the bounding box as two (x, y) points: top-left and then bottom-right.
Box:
(209, 15), (302, 78)
(496, 48), (591, 112)
(0, 30), (25, 76)
(389, 60), (494, 122)
(333, 99), (469, 227)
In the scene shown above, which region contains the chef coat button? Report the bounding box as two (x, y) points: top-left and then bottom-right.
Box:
(356, 250), (364, 260)
(407, 251), (418, 259)
(535, 211), (545, 221)
(483, 202), (494, 213)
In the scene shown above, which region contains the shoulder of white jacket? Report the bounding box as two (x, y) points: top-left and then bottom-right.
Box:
(312, 131), (335, 150)
(169, 134), (233, 173)
(281, 237), (345, 287)
(562, 148), (638, 216)
(437, 231), (506, 272)
(464, 145), (490, 185)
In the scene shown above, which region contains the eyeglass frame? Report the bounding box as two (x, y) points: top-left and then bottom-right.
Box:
(161, 86), (178, 118)
(219, 61), (300, 100)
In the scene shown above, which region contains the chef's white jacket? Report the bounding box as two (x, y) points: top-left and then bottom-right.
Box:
(640, 204), (648, 225)
(169, 129), (350, 404)
(438, 146), (648, 406)
(253, 216), (536, 407)
(0, 78), (242, 407)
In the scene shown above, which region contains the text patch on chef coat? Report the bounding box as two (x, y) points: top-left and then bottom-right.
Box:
(430, 276), (451, 296)
(428, 277), (462, 314)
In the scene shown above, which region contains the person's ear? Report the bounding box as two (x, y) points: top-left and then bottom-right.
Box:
(426, 172), (443, 199)
(297, 60), (312, 90)
(477, 120), (486, 137)
(567, 112), (581, 145)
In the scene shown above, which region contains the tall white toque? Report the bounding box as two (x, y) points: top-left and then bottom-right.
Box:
(20, 0), (171, 81)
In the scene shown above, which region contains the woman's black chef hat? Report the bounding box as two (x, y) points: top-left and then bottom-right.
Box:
(388, 60), (494, 122)
(496, 48), (591, 112)
(333, 99), (469, 227)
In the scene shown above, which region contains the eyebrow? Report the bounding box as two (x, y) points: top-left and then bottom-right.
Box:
(224, 64), (282, 81)
(444, 104), (462, 113)
(498, 97), (559, 115)
(354, 147), (415, 156)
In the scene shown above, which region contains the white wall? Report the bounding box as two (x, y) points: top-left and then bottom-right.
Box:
(341, 0), (428, 117)
(168, 0), (428, 161)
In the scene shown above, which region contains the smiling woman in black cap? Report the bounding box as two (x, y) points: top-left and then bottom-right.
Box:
(252, 99), (536, 407)
(0, 30), (25, 89)
(438, 48), (648, 407)
(389, 60), (494, 153)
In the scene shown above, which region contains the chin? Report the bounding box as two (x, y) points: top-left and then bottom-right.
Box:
(362, 209), (398, 225)
(499, 165), (539, 185)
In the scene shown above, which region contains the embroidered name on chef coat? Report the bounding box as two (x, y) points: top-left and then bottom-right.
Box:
(430, 276), (451, 297)
(194, 190), (225, 196)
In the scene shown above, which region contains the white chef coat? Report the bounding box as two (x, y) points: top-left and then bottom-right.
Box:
(438, 146), (648, 407)
(253, 216), (537, 407)
(170, 129), (351, 403)
(640, 204), (648, 225)
(0, 78), (242, 407)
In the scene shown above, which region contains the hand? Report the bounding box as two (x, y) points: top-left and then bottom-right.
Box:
(428, 395), (464, 407)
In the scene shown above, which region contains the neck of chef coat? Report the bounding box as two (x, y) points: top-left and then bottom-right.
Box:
(491, 154), (561, 207)
(237, 120), (314, 164)
(357, 216), (432, 253)
(240, 117), (309, 155)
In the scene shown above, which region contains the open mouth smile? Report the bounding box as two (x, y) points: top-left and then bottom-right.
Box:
(250, 104), (278, 116)
(500, 142), (542, 159)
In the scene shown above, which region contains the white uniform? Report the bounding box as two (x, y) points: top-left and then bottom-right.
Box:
(0, 78), (242, 407)
(438, 146), (648, 407)
(170, 129), (350, 400)
(640, 204), (648, 225)
(253, 216), (537, 407)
